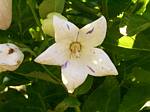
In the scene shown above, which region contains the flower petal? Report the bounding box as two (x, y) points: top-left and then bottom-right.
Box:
(34, 43), (69, 66)
(0, 0), (12, 30)
(61, 60), (88, 93)
(79, 16), (107, 47)
(53, 16), (79, 42)
(86, 48), (118, 76)
(0, 43), (24, 72)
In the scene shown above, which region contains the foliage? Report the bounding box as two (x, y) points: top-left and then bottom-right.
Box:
(0, 0), (150, 112)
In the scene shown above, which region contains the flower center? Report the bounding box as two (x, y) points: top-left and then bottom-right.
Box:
(69, 42), (81, 58)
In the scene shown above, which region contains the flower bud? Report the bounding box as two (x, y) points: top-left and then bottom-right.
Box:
(0, 43), (24, 72)
(42, 12), (67, 37)
(0, 0), (12, 30)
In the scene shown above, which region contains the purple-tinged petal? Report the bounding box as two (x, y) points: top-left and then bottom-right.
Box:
(61, 60), (88, 93)
(62, 61), (69, 69)
(87, 65), (95, 73)
(85, 48), (118, 76)
(79, 16), (107, 47)
(86, 27), (94, 34)
(53, 16), (79, 42)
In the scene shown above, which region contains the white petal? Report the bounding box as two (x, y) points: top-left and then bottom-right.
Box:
(0, 43), (24, 72)
(85, 48), (118, 76)
(53, 16), (79, 42)
(0, 0), (12, 30)
(79, 16), (107, 47)
(34, 42), (69, 66)
(61, 60), (88, 93)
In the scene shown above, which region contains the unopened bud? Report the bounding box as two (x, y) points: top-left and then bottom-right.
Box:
(42, 12), (67, 37)
(0, 43), (24, 72)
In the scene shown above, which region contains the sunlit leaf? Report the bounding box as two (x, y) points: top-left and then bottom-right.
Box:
(39, 0), (65, 18)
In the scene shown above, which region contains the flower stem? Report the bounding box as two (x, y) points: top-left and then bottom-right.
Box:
(75, 106), (81, 112)
(27, 0), (41, 27)
(41, 65), (63, 84)
(67, 0), (98, 19)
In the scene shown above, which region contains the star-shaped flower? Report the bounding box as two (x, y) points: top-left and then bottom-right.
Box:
(35, 16), (118, 93)
(0, 43), (24, 72)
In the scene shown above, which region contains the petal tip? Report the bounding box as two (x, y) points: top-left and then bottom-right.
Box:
(34, 52), (48, 64)
(34, 57), (41, 64)
(99, 15), (106, 22)
(112, 68), (119, 76)
(68, 89), (74, 93)
(98, 15), (107, 29)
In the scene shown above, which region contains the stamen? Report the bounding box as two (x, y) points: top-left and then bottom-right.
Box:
(69, 42), (81, 58)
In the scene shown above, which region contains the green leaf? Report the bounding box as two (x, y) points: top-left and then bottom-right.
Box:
(119, 85), (150, 112)
(127, 15), (150, 35)
(27, 79), (66, 109)
(118, 35), (136, 48)
(127, 2), (150, 35)
(133, 27), (150, 49)
(55, 96), (80, 112)
(15, 71), (59, 84)
(99, 0), (131, 18)
(39, 0), (65, 18)
(0, 89), (28, 112)
(143, 0), (150, 17)
(2, 73), (29, 86)
(126, 67), (150, 85)
(133, 0), (149, 15)
(74, 76), (93, 96)
(82, 77), (120, 112)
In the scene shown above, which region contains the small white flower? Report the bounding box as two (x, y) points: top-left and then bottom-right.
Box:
(35, 16), (118, 93)
(0, 43), (24, 72)
(0, 0), (12, 30)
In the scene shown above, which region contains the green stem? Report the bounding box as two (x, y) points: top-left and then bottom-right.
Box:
(27, 0), (52, 54)
(16, 0), (23, 37)
(27, 0), (41, 27)
(101, 0), (108, 18)
(37, 93), (47, 112)
(14, 71), (59, 84)
(21, 48), (36, 57)
(67, 0), (98, 19)
(75, 106), (81, 112)
(27, 0), (46, 39)
(41, 65), (62, 84)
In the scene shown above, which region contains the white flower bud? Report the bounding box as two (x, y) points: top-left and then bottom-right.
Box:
(42, 12), (67, 37)
(0, 0), (12, 30)
(0, 43), (24, 72)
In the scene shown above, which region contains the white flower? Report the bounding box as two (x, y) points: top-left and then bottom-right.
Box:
(35, 16), (118, 93)
(0, 0), (12, 30)
(0, 43), (24, 72)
